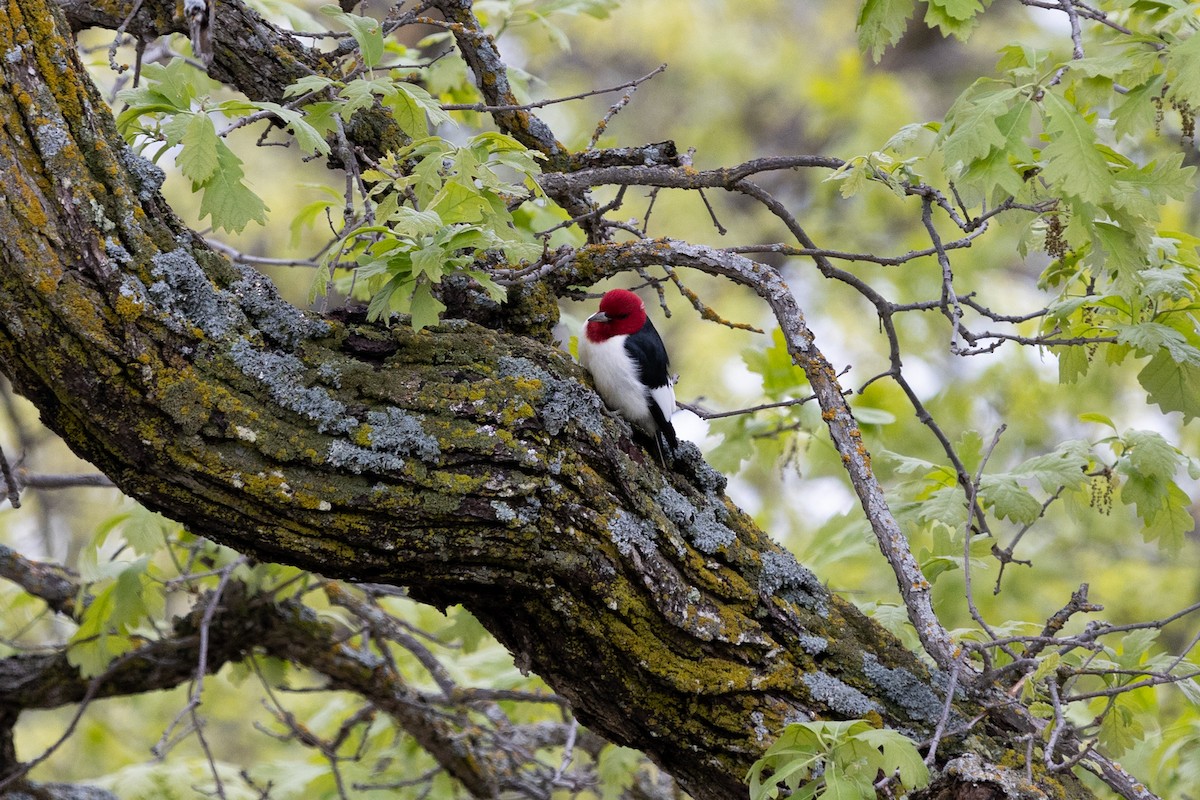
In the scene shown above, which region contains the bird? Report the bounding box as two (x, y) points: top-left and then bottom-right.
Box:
(578, 288), (678, 461)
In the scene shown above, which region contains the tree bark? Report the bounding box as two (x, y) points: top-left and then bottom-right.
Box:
(0, 1), (1099, 798)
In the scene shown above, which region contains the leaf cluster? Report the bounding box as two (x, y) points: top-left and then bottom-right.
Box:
(745, 720), (929, 800)
(313, 133), (546, 327)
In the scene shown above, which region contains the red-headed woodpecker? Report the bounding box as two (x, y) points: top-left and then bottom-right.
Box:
(579, 289), (678, 458)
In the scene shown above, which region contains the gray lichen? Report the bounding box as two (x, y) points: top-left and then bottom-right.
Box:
(801, 671), (880, 718)
(609, 510), (657, 557)
(150, 249), (246, 339)
(941, 754), (1047, 800)
(655, 484), (735, 554)
(230, 337), (356, 434)
(327, 440), (406, 474)
(760, 550), (827, 616)
(119, 145), (166, 201)
(35, 124), (69, 158)
(491, 500), (517, 522)
(498, 356), (605, 438)
(231, 267), (330, 348)
(490, 498), (541, 525)
(861, 653), (946, 724)
(676, 441), (728, 494)
(365, 408), (440, 461)
(317, 362), (343, 388)
(798, 635), (828, 655)
(105, 238), (133, 267)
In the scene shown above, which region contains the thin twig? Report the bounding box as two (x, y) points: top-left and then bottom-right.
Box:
(446, 64), (667, 115)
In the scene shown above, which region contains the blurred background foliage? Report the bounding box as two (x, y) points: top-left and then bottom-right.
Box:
(4, 0), (1200, 797)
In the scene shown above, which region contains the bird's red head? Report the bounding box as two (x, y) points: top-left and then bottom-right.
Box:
(586, 289), (647, 342)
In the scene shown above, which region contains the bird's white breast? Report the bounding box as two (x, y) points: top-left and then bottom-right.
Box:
(579, 333), (655, 429)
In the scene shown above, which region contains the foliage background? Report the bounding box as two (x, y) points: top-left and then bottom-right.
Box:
(4, 0), (1200, 797)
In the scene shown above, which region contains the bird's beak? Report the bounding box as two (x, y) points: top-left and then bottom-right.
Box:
(587, 311), (611, 323)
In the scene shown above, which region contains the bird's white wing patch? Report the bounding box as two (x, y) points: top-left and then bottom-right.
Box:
(649, 382), (676, 425)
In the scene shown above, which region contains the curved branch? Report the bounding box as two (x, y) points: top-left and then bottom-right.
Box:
(551, 240), (959, 674)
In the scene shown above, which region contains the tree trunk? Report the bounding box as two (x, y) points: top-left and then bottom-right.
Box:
(0, 1), (1097, 798)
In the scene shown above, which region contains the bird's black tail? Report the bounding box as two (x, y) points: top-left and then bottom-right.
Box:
(648, 404), (678, 466)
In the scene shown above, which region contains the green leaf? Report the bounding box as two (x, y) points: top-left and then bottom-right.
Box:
(337, 77), (383, 119)
(1122, 429), (1180, 483)
(979, 475), (1043, 524)
(248, 102), (333, 156)
(852, 406), (896, 425)
(1012, 440), (1091, 492)
(1039, 92), (1113, 205)
(1118, 629), (1158, 667)
(365, 276), (405, 322)
(1097, 696), (1144, 757)
(144, 57), (213, 108)
(384, 83), (429, 138)
(1057, 344), (1092, 384)
(1138, 350), (1200, 423)
(394, 81), (454, 130)
(1113, 153), (1195, 209)
(1090, 219), (1144, 276)
(1141, 482), (1194, 553)
(120, 505), (179, 556)
(1114, 76), (1164, 140)
(196, 143), (269, 233)
(924, 0), (985, 40)
(855, 729), (930, 789)
(410, 244), (447, 281)
(67, 560), (158, 677)
(940, 80), (1022, 173)
(409, 281), (446, 331)
(824, 158), (874, 198)
(283, 74), (337, 99)
(1115, 322), (1200, 364)
(389, 207), (444, 236)
(1166, 31), (1200, 107)
(438, 608), (489, 654)
(320, 5), (384, 67)
(174, 113), (220, 185)
(427, 181), (490, 224)
(820, 767), (867, 800)
(1078, 412), (1116, 430)
(1031, 651), (1062, 684)
(743, 329), (809, 399)
(596, 746), (642, 800)
(856, 0), (915, 62)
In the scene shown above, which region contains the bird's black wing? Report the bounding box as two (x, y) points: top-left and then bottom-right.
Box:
(625, 319), (677, 451)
